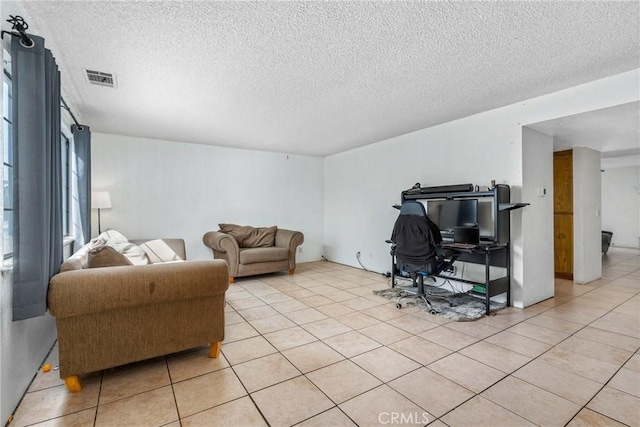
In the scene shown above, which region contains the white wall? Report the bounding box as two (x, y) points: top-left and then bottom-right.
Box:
(91, 133), (325, 262)
(602, 165), (640, 248)
(324, 109), (522, 272)
(521, 127), (555, 306)
(573, 147), (603, 283)
(0, 1), (57, 423)
(325, 69), (639, 308)
(0, 279), (56, 424)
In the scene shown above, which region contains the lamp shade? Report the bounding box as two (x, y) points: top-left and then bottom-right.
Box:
(91, 191), (112, 209)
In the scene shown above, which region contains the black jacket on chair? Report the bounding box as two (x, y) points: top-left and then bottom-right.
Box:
(391, 202), (442, 268)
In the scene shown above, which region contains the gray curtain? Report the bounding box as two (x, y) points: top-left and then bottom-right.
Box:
(72, 124), (91, 244)
(11, 35), (63, 321)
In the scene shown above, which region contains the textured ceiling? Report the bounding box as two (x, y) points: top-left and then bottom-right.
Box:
(17, 1), (640, 157)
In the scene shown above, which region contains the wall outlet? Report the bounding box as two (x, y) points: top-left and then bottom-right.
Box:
(298, 247), (303, 253)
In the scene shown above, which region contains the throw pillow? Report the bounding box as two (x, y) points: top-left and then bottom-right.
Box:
(139, 239), (183, 263)
(218, 223), (254, 246)
(94, 229), (149, 265)
(218, 223), (278, 248)
(243, 226), (278, 248)
(87, 245), (133, 268)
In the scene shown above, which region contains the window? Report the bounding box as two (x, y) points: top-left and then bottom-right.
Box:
(3, 51), (13, 260)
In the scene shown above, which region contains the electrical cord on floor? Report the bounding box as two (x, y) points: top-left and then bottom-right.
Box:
(433, 269), (453, 286)
(428, 275), (460, 294)
(435, 267), (467, 294)
(356, 251), (371, 272)
(425, 275), (447, 288)
(446, 263), (473, 295)
(446, 277), (467, 295)
(356, 251), (389, 278)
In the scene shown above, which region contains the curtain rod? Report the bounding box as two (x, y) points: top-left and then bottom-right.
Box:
(1, 15), (34, 48)
(2, 15), (85, 131)
(60, 97), (84, 130)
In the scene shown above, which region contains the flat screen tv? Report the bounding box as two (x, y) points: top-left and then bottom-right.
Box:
(426, 199), (478, 238)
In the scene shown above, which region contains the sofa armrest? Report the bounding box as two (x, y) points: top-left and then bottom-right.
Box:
(275, 229), (304, 249)
(202, 231), (240, 277)
(275, 229), (304, 270)
(203, 232), (239, 253)
(48, 260), (229, 318)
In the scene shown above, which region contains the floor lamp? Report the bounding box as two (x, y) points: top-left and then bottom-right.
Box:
(91, 191), (112, 234)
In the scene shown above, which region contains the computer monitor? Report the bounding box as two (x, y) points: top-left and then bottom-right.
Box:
(426, 199), (478, 238)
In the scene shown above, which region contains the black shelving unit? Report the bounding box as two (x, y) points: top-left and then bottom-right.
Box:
(399, 184), (527, 314)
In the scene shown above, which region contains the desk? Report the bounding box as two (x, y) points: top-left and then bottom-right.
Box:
(439, 243), (510, 315)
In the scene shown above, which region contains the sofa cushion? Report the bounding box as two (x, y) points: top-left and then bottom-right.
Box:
(139, 239), (183, 263)
(87, 246), (133, 268)
(219, 224), (278, 248)
(239, 247), (289, 264)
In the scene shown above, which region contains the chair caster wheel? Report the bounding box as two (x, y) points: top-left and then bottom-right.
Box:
(396, 303), (402, 309)
(449, 303), (455, 307)
(430, 309), (437, 315)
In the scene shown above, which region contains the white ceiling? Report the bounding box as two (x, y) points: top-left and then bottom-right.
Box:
(16, 1), (640, 157)
(528, 102), (640, 169)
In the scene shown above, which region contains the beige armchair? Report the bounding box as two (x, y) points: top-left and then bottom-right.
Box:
(203, 227), (304, 283)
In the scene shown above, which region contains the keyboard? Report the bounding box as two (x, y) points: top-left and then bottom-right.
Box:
(442, 242), (478, 249)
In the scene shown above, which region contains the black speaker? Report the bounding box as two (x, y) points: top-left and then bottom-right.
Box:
(407, 183), (474, 195)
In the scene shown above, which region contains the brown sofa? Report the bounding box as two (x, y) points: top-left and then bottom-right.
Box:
(203, 225), (304, 283)
(47, 238), (228, 392)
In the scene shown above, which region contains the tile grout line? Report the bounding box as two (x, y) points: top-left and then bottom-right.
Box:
(461, 284), (638, 426)
(203, 260), (639, 426)
(417, 256), (639, 426)
(165, 355), (184, 427)
(229, 286), (388, 426)
(232, 273), (539, 426)
(12, 256), (637, 427)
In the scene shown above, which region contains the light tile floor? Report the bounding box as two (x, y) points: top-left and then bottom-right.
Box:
(10, 248), (640, 427)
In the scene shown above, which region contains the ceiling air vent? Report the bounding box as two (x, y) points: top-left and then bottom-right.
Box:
(84, 69), (116, 88)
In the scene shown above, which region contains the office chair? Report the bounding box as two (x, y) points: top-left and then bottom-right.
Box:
(388, 200), (459, 313)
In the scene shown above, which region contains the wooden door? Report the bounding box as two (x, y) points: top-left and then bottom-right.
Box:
(554, 150), (573, 280)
